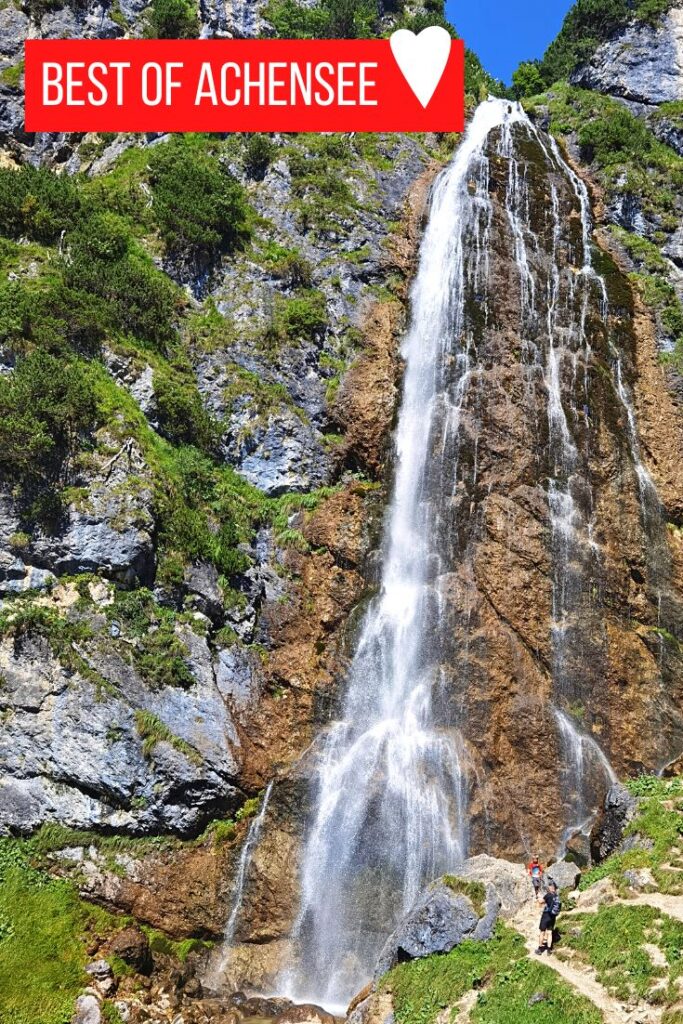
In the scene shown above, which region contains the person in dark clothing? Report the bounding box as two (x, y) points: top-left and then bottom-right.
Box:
(535, 880), (561, 954)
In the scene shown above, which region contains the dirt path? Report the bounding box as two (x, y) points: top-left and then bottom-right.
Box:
(631, 892), (683, 922)
(511, 902), (661, 1024)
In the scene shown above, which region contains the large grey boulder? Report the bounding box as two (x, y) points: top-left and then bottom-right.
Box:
(373, 877), (499, 979)
(590, 783), (638, 863)
(571, 6), (683, 106)
(545, 859), (581, 892)
(454, 854), (531, 916)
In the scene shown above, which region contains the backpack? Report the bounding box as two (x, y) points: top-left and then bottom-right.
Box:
(550, 893), (561, 916)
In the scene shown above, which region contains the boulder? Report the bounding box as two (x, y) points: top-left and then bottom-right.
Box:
(590, 783), (638, 864)
(107, 927), (153, 975)
(373, 876), (498, 979)
(454, 855), (531, 916)
(545, 859), (581, 892)
(274, 1004), (336, 1024)
(564, 830), (591, 868)
(72, 993), (101, 1024)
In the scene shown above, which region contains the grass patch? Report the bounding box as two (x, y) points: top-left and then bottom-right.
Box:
(386, 924), (601, 1024)
(0, 838), (118, 1024)
(134, 710), (202, 765)
(442, 876), (487, 916)
(563, 903), (683, 1005)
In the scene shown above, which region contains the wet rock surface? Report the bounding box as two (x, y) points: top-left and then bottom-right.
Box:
(373, 877), (498, 978)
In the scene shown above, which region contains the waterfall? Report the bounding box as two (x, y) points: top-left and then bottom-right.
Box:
(276, 97), (668, 1009)
(205, 782), (274, 990)
(280, 99), (525, 1013)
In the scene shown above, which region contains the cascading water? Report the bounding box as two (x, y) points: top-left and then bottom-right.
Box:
(205, 782), (274, 990)
(272, 96), (679, 1009)
(279, 99), (517, 1013)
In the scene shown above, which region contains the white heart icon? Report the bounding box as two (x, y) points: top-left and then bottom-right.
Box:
(390, 26), (452, 109)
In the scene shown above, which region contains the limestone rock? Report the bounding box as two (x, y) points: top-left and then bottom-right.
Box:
(545, 859), (581, 892)
(454, 855), (531, 917)
(72, 993), (102, 1024)
(373, 877), (498, 979)
(571, 7), (683, 106)
(0, 632), (243, 836)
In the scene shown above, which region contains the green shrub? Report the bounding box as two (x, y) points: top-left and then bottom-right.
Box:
(65, 213), (180, 350)
(0, 278), (110, 357)
(145, 0), (199, 37)
(242, 134), (276, 181)
(267, 289), (328, 346)
(264, 0), (379, 38)
(148, 138), (249, 259)
(152, 365), (219, 451)
(512, 61), (545, 99)
(0, 165), (81, 244)
(0, 350), (97, 489)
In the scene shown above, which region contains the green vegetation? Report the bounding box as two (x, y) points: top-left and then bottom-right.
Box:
(0, 165), (81, 244)
(267, 288), (328, 347)
(530, 85), (683, 231)
(442, 876), (487, 916)
(514, 0), (677, 94)
(386, 925), (602, 1024)
(107, 588), (195, 689)
(134, 709), (202, 763)
(0, 838), (116, 1024)
(152, 363), (219, 450)
(611, 228), (683, 364)
(145, 0), (199, 37)
(564, 903), (683, 1006)
(0, 60), (24, 89)
(148, 137), (250, 259)
(263, 0), (381, 39)
(242, 134), (277, 181)
(580, 775), (683, 895)
(0, 350), (98, 496)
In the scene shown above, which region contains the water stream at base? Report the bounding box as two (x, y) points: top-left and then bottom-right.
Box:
(205, 782), (274, 991)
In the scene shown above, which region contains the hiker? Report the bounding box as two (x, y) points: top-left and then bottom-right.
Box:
(527, 855), (544, 897)
(536, 880), (561, 955)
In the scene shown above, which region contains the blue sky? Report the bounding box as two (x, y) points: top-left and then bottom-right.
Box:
(446, 0), (574, 84)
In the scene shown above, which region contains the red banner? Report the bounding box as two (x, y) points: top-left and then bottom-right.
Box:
(24, 37), (465, 134)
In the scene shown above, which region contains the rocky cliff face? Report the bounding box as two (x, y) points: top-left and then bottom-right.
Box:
(1, 0), (683, 1018)
(572, 3), (683, 107)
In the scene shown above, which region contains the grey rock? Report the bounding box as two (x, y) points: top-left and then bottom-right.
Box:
(455, 854), (531, 916)
(227, 406), (333, 496)
(85, 960), (116, 996)
(571, 7), (683, 106)
(184, 562), (224, 623)
(622, 866), (657, 891)
(1, 439), (156, 585)
(72, 993), (102, 1024)
(373, 877), (497, 979)
(590, 783), (638, 863)
(0, 629), (246, 837)
(545, 859), (581, 892)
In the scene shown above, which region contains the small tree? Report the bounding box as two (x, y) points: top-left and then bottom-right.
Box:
(512, 61), (545, 99)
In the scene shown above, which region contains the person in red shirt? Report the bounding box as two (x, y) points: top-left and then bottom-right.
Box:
(527, 855), (544, 897)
